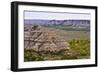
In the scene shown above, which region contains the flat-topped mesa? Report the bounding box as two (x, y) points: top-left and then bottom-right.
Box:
(24, 25), (70, 52)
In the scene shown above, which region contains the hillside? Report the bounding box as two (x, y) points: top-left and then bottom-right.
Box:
(24, 25), (70, 52)
(24, 25), (90, 61)
(24, 19), (90, 31)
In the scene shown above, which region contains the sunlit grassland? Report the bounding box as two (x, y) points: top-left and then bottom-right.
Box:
(68, 39), (90, 59)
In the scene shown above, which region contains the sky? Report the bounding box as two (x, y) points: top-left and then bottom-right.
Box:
(24, 11), (91, 20)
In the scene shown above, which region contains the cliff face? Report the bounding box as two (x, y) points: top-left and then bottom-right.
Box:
(24, 25), (69, 52)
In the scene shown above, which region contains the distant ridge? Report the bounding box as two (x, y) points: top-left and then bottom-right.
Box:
(24, 19), (90, 28)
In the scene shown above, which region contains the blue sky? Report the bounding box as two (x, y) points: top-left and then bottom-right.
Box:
(24, 11), (91, 20)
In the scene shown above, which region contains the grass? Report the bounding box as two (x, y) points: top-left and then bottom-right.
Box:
(68, 39), (90, 59)
(44, 25), (90, 31)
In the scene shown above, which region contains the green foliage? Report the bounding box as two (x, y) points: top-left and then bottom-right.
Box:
(69, 39), (90, 58)
(24, 50), (44, 62)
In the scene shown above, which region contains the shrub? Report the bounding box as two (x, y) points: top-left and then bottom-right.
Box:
(69, 39), (90, 59)
(24, 49), (44, 62)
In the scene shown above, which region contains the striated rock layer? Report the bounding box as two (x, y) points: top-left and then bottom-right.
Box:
(24, 25), (70, 52)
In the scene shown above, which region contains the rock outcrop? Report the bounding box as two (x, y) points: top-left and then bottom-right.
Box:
(24, 25), (70, 52)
